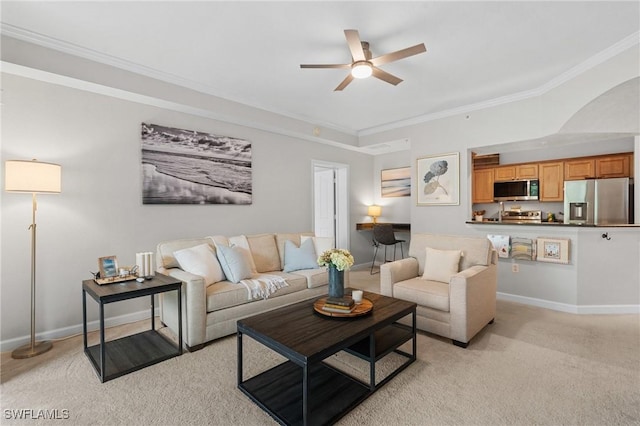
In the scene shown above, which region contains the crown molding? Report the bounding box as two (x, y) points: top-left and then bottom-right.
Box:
(2, 23), (637, 145)
(0, 23), (358, 138)
(358, 31), (640, 137)
(1, 61), (370, 155)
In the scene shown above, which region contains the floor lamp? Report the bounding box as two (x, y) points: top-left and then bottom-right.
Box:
(5, 159), (62, 359)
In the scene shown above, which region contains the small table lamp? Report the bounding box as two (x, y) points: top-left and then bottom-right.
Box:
(5, 159), (62, 359)
(368, 205), (381, 223)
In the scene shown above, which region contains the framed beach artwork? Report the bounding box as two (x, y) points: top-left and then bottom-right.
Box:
(416, 152), (459, 205)
(381, 166), (411, 197)
(141, 123), (252, 204)
(536, 237), (570, 264)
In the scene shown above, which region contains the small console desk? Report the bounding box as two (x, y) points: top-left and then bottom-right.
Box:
(356, 223), (411, 232)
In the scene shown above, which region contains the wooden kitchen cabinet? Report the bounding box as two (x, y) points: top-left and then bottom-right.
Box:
(565, 154), (633, 180)
(596, 154), (631, 178)
(473, 168), (494, 203)
(516, 164), (538, 179)
(493, 166), (515, 181)
(539, 162), (564, 202)
(494, 163), (538, 181)
(564, 159), (595, 180)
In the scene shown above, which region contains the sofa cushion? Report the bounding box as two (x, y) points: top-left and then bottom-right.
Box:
(275, 232), (314, 270)
(422, 247), (461, 283)
(409, 234), (492, 275)
(227, 235), (258, 273)
(216, 245), (253, 283)
(301, 235), (334, 258)
(173, 243), (225, 285)
(284, 239), (318, 273)
(157, 237), (216, 270)
(289, 268), (329, 288)
(395, 277), (450, 312)
(205, 272), (308, 312)
(247, 234), (281, 273)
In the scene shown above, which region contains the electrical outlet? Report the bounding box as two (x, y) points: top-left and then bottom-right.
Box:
(512, 264), (519, 273)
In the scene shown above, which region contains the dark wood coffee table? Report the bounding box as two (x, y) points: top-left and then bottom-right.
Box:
(237, 290), (416, 426)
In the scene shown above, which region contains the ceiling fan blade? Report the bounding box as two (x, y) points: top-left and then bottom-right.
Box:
(370, 43), (426, 67)
(372, 67), (403, 86)
(334, 74), (355, 91)
(300, 64), (351, 69)
(344, 29), (366, 61)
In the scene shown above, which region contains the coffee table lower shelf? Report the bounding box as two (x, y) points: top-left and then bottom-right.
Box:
(239, 360), (370, 426)
(85, 330), (178, 382)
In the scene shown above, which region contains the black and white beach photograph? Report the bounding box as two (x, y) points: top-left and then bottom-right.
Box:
(141, 123), (252, 204)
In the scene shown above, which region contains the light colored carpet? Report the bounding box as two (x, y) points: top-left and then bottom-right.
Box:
(1, 270), (639, 425)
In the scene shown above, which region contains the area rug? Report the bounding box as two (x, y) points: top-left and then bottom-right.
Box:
(1, 300), (639, 425)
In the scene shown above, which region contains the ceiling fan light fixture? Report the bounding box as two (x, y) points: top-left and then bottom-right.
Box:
(351, 61), (372, 79)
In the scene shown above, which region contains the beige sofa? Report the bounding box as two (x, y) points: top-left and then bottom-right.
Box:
(157, 232), (336, 351)
(380, 233), (497, 348)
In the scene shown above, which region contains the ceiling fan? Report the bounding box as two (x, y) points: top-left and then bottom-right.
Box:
(300, 29), (426, 91)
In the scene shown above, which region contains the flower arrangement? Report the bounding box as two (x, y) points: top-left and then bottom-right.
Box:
(317, 248), (354, 271)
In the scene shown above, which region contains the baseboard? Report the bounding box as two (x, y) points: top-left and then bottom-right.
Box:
(497, 292), (640, 314)
(574, 305), (640, 314)
(0, 308), (159, 353)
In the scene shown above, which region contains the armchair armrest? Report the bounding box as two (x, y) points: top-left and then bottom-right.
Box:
(449, 264), (497, 343)
(159, 267), (207, 349)
(380, 257), (419, 297)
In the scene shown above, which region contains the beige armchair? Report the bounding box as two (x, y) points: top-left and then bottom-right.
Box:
(380, 233), (497, 348)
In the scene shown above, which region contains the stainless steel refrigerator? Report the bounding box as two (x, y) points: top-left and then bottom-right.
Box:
(564, 177), (633, 225)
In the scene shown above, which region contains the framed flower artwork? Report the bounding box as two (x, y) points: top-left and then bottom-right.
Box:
(416, 152), (459, 205)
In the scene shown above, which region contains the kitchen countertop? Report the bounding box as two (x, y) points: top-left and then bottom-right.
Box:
(465, 220), (640, 227)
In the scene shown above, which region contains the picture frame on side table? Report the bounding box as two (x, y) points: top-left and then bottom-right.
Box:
(98, 256), (118, 278)
(416, 152), (459, 205)
(536, 238), (570, 264)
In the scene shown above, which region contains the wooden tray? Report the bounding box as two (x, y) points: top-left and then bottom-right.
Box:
(94, 274), (139, 285)
(313, 297), (373, 318)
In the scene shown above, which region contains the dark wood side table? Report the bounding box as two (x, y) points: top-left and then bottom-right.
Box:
(82, 273), (182, 382)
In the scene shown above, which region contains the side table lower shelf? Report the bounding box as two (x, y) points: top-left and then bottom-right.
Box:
(239, 361), (370, 426)
(85, 330), (178, 382)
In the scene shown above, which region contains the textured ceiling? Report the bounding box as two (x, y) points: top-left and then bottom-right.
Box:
(1, 1), (639, 136)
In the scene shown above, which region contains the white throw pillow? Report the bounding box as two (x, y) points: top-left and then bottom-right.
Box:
(301, 235), (334, 257)
(216, 244), (254, 283)
(422, 247), (462, 283)
(173, 244), (225, 285)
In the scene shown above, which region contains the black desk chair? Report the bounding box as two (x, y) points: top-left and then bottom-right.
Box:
(370, 224), (405, 274)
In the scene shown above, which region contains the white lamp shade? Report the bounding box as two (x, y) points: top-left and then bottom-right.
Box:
(368, 205), (381, 218)
(5, 160), (62, 193)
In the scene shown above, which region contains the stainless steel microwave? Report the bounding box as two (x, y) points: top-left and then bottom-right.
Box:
(493, 179), (539, 201)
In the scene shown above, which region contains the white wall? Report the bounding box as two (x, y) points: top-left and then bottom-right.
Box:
(0, 72), (374, 349)
(368, 46), (640, 311)
(576, 228), (640, 308)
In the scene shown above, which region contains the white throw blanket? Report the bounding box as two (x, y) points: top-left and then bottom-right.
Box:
(239, 274), (288, 301)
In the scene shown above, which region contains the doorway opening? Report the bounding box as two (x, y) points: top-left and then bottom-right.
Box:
(312, 161), (349, 250)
